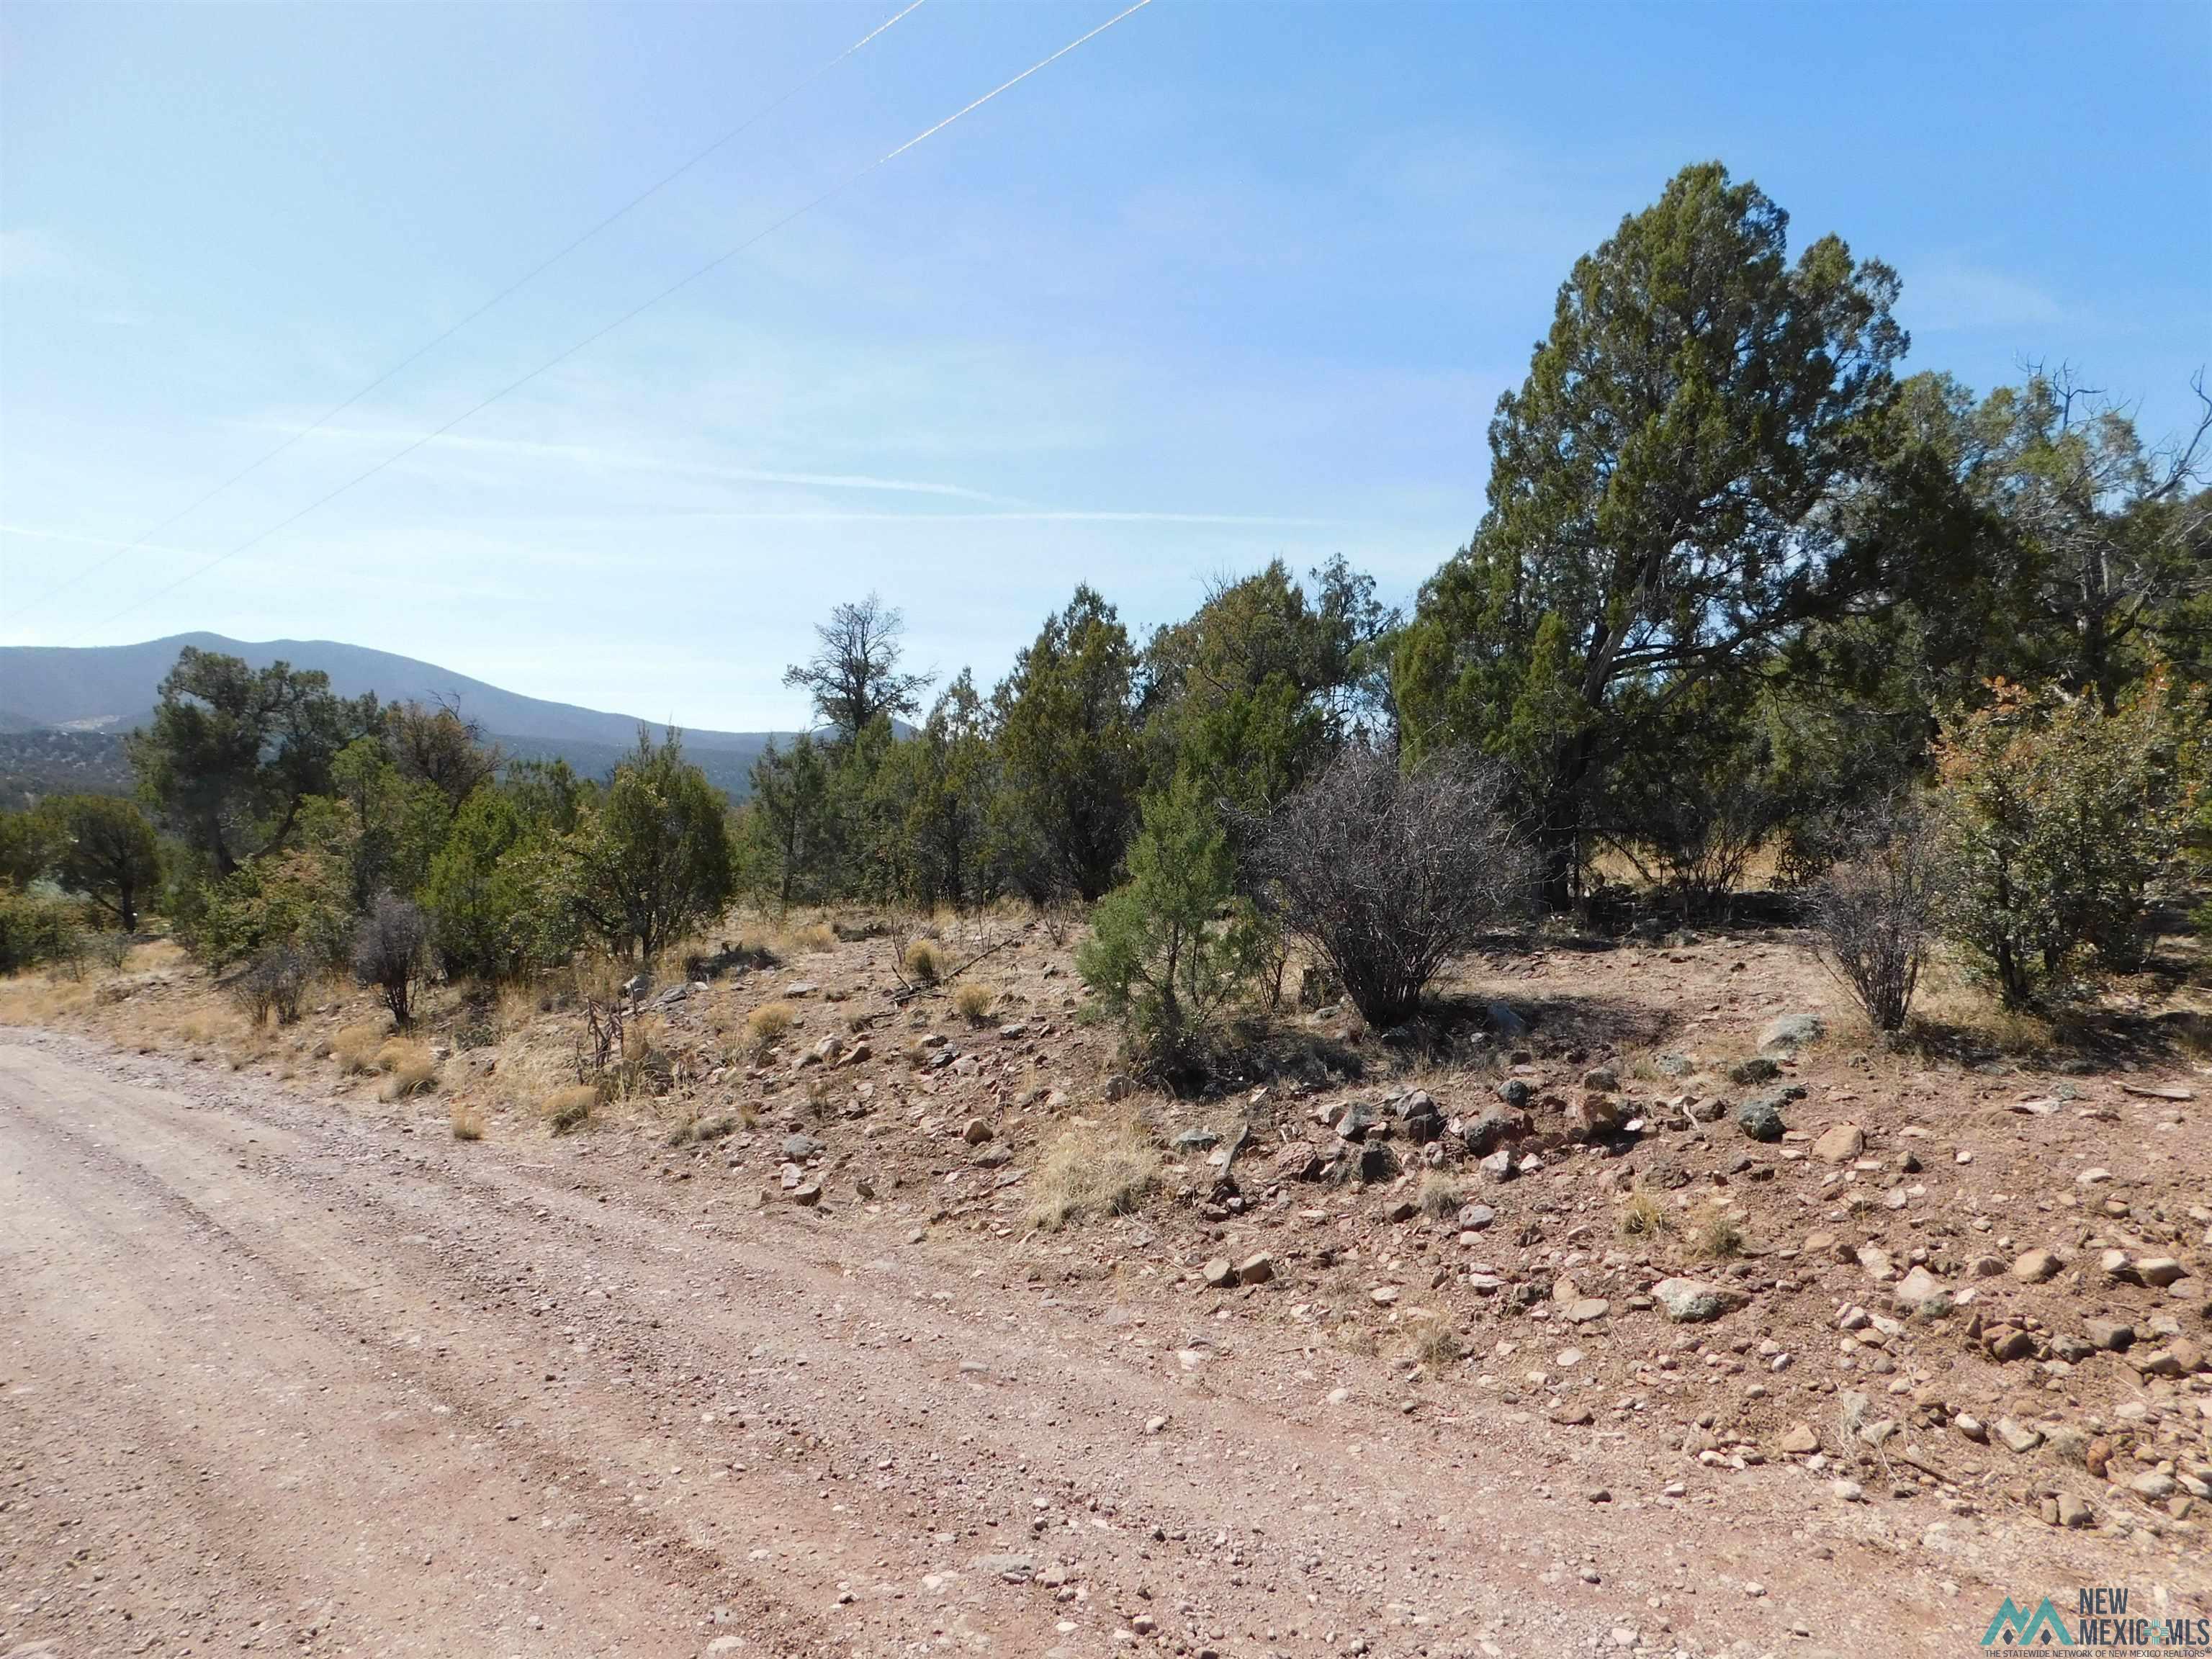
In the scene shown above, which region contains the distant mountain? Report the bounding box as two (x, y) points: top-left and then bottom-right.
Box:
(0, 633), (791, 804)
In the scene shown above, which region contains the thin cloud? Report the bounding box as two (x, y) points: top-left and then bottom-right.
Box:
(241, 422), (1021, 504)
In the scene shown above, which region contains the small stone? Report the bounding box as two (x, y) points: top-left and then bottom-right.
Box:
(2010, 1248), (2062, 1283)
(1202, 1258), (1238, 1290)
(1830, 1479), (1866, 1503)
(2084, 1318), (2135, 1352)
(962, 1118), (994, 1145)
(2058, 1493), (2095, 1529)
(2138, 1256), (2188, 1287)
(1370, 1285), (1400, 1306)
(1994, 1416), (2044, 1454)
(1984, 1325), (2038, 1363)
(1565, 1298), (1611, 1324)
(970, 1553), (1035, 1584)
(1779, 1424), (1819, 1455)
(1892, 1265), (1951, 1318)
(1728, 1055), (1782, 1086)
(1735, 1097), (1786, 1142)
(1810, 1123), (1865, 1164)
(1956, 1414), (1987, 1444)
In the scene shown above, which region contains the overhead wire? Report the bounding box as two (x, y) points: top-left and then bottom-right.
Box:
(72, 0), (1156, 642)
(14, 0), (929, 619)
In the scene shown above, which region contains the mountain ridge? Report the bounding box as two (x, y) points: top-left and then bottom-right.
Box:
(0, 634), (792, 804)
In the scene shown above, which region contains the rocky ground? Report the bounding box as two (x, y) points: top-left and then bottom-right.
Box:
(3, 914), (2208, 1658)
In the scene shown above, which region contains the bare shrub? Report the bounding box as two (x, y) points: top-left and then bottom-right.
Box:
(352, 893), (428, 1027)
(1812, 801), (1941, 1033)
(1247, 745), (1534, 1028)
(233, 945), (310, 1026)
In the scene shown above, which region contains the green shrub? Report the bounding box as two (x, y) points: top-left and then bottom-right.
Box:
(1933, 675), (2199, 1007)
(0, 892), (89, 975)
(1075, 775), (1263, 1086)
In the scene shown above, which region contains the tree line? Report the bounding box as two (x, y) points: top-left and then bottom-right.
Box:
(4, 162), (2206, 1070)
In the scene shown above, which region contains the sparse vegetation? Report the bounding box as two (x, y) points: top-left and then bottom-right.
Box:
(449, 1100), (485, 1140)
(952, 980), (994, 1025)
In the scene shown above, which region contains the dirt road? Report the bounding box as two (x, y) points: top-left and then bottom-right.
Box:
(1, 1030), (2187, 1658)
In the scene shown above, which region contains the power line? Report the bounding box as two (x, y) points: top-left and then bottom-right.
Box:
(73, 0), (1156, 643)
(16, 0), (929, 621)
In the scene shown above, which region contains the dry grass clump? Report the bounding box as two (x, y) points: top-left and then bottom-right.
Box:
(1618, 1189), (1675, 1239)
(449, 1101), (485, 1141)
(1416, 1172), (1465, 1219)
(1401, 1311), (1461, 1370)
(903, 939), (943, 986)
(544, 1083), (598, 1135)
(747, 1001), (794, 1060)
(1693, 1205), (1745, 1259)
(331, 1020), (390, 1075)
(374, 1038), (438, 1100)
(789, 922), (836, 953)
(1028, 1116), (1157, 1231)
(952, 981), (994, 1025)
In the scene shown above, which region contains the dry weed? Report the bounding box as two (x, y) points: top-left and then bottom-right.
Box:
(449, 1101), (485, 1141)
(952, 981), (994, 1025)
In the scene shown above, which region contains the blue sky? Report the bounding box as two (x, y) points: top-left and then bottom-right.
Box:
(4, 0), (2206, 730)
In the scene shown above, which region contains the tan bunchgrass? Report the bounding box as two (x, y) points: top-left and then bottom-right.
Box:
(1028, 1115), (1156, 1231)
(747, 1001), (795, 1060)
(544, 1083), (598, 1135)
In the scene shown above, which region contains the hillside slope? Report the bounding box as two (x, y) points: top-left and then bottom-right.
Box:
(0, 634), (788, 799)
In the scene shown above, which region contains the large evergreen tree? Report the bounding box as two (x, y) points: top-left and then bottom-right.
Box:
(1394, 163), (1907, 904)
